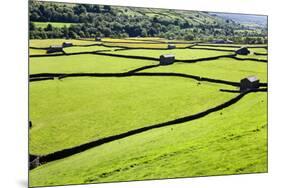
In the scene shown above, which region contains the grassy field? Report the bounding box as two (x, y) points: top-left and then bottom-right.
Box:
(29, 38), (268, 187)
(33, 22), (77, 28)
(30, 77), (236, 155)
(103, 48), (233, 60)
(141, 58), (267, 82)
(29, 54), (157, 74)
(29, 92), (267, 187)
(103, 42), (191, 49)
(30, 39), (100, 48)
(63, 46), (121, 53)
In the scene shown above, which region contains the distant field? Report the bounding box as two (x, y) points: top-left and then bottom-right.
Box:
(103, 48), (233, 60)
(103, 42), (191, 49)
(30, 39), (99, 48)
(33, 22), (77, 28)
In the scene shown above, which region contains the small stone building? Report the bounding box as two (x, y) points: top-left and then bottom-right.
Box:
(47, 45), (63, 54)
(168, 44), (176, 49)
(226, 39), (234, 44)
(211, 39), (233, 44)
(160, 54), (175, 65)
(95, 37), (101, 41)
(240, 76), (260, 92)
(62, 42), (73, 47)
(212, 39), (226, 44)
(236, 47), (250, 55)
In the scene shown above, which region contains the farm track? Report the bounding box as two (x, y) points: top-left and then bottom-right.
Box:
(30, 88), (267, 169)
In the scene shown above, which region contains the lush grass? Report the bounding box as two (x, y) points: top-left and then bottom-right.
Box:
(104, 48), (233, 60)
(29, 38), (267, 187)
(29, 54), (156, 74)
(33, 22), (77, 28)
(30, 39), (100, 48)
(29, 77), (236, 155)
(191, 46), (239, 51)
(142, 58), (267, 82)
(248, 48), (267, 54)
(29, 92), (267, 187)
(103, 42), (191, 49)
(29, 48), (48, 55)
(237, 54), (267, 61)
(63, 46), (121, 53)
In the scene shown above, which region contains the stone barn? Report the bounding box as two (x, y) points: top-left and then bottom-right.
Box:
(160, 54), (175, 65)
(47, 45), (63, 54)
(236, 47), (250, 55)
(211, 39), (226, 44)
(62, 42), (73, 47)
(95, 37), (102, 41)
(225, 39), (234, 44)
(240, 76), (260, 92)
(168, 44), (176, 49)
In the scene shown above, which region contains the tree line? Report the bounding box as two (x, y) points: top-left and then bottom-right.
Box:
(29, 1), (267, 44)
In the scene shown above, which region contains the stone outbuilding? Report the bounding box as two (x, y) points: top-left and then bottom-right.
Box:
(240, 76), (260, 92)
(47, 45), (63, 54)
(95, 37), (102, 41)
(62, 42), (73, 47)
(211, 39), (233, 44)
(236, 47), (250, 55)
(160, 54), (175, 65)
(168, 44), (176, 49)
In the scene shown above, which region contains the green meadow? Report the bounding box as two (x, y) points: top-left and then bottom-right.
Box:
(30, 92), (267, 186)
(103, 48), (233, 60)
(29, 38), (268, 187)
(33, 21), (77, 28)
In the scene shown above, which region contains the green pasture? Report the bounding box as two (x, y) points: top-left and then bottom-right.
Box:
(30, 39), (100, 48)
(30, 92), (267, 187)
(191, 45), (238, 51)
(142, 58), (267, 82)
(29, 77), (236, 155)
(29, 38), (268, 187)
(103, 42), (191, 49)
(29, 48), (48, 55)
(29, 54), (156, 74)
(103, 48), (233, 60)
(63, 46), (122, 53)
(33, 22), (77, 28)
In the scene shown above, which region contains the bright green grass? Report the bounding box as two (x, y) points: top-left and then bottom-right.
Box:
(29, 92), (267, 187)
(33, 22), (77, 28)
(237, 54), (267, 61)
(30, 39), (100, 48)
(63, 46), (122, 53)
(29, 48), (47, 55)
(29, 77), (236, 155)
(248, 48), (268, 54)
(104, 48), (233, 60)
(191, 45), (239, 51)
(142, 58), (267, 82)
(29, 54), (156, 74)
(103, 42), (191, 49)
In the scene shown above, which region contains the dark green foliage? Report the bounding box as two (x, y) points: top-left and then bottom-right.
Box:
(29, 1), (267, 44)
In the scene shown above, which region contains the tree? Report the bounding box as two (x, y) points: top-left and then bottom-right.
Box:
(30, 22), (36, 31)
(45, 24), (53, 31)
(103, 5), (111, 12)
